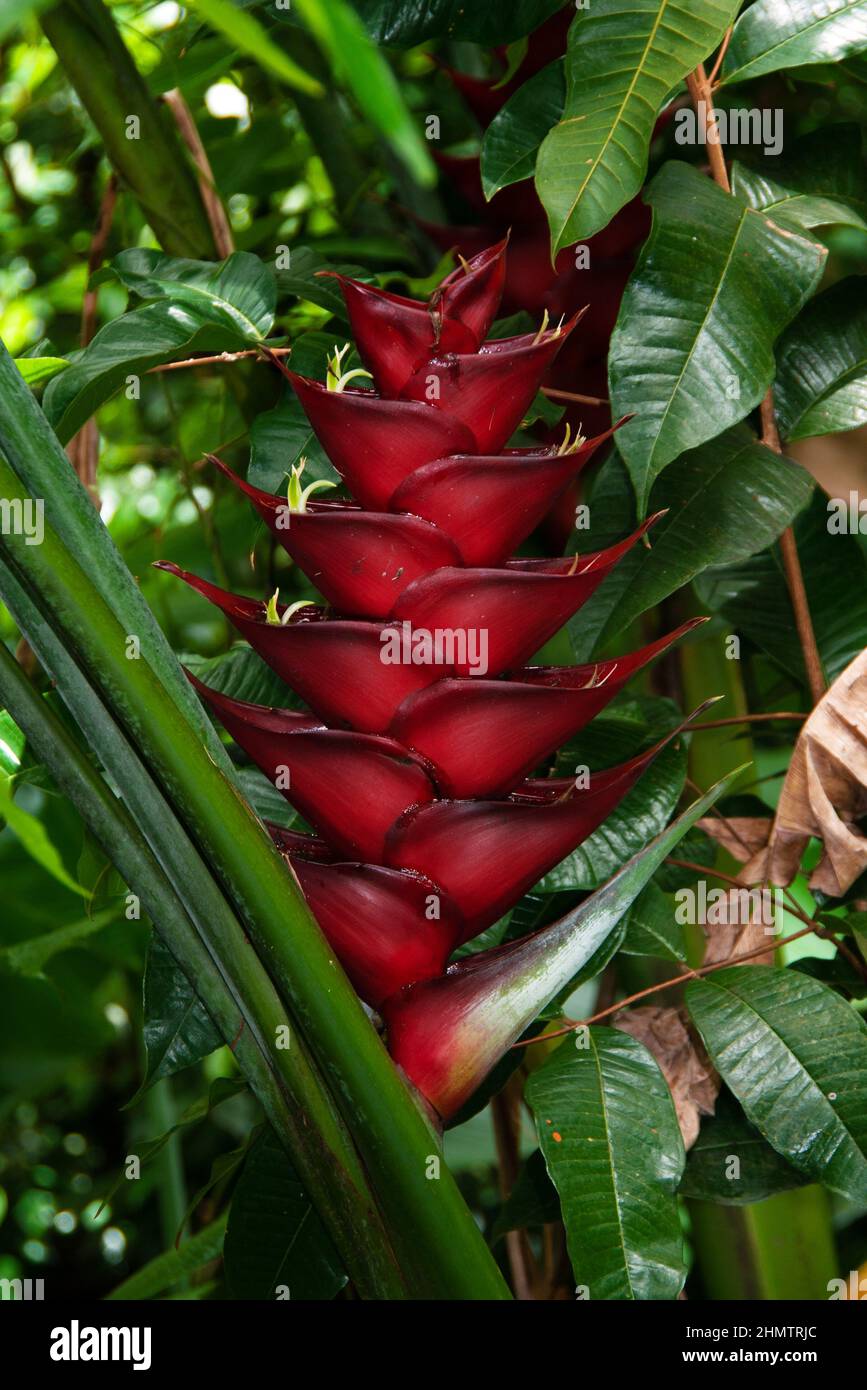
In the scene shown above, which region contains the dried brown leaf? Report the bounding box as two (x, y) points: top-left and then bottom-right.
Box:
(697, 815), (772, 865)
(613, 1005), (719, 1149)
(700, 889), (777, 969)
(740, 649), (867, 896)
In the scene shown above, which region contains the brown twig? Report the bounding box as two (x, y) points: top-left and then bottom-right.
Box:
(164, 88), (234, 259)
(491, 1077), (537, 1300)
(690, 711), (807, 731)
(541, 386), (609, 407)
(149, 346), (292, 373)
(707, 25), (734, 88)
(685, 62), (826, 710)
(66, 173), (118, 506)
(759, 394), (827, 705)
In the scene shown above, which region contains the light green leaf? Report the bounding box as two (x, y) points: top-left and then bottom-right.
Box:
(294, 0), (436, 185)
(0, 780), (87, 897)
(774, 278), (867, 440)
(14, 357), (69, 388)
(536, 0), (741, 253)
(481, 60), (565, 199)
(107, 1214), (228, 1300)
(609, 162), (827, 512)
(0, 907), (118, 977)
(527, 1028), (686, 1299)
(721, 0), (867, 88)
(186, 0), (324, 94)
(687, 965), (867, 1203)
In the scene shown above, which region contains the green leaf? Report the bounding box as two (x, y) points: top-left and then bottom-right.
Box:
(186, 0), (324, 94)
(686, 965), (867, 1204)
(139, 934), (222, 1093)
(538, 698), (687, 891)
(248, 390), (338, 494)
(294, 0), (436, 185)
(224, 1126), (347, 1299)
(774, 278), (867, 440)
(43, 252), (275, 444)
(622, 881), (686, 962)
(100, 249), (276, 338)
(0, 907), (118, 977)
(14, 357), (69, 388)
(680, 1089), (809, 1205)
(481, 60), (565, 199)
(352, 0), (565, 46)
(536, 0), (741, 253)
(0, 780), (87, 897)
(694, 490), (867, 684)
(107, 1214), (228, 1301)
(731, 161), (867, 234)
(526, 1027), (686, 1299)
(492, 1148), (561, 1238)
(743, 124), (867, 224)
(597, 425), (814, 640)
(183, 644), (306, 709)
(721, 0), (867, 88)
(276, 246), (373, 316)
(609, 161), (827, 513)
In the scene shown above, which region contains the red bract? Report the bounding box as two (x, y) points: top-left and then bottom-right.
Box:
(160, 243), (703, 1123)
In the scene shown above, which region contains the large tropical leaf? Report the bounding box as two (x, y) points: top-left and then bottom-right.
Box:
(680, 1089), (809, 1205)
(139, 933), (222, 1093)
(773, 278), (867, 439)
(731, 161), (867, 234)
(481, 61), (565, 199)
(609, 162), (827, 512)
(526, 1027), (686, 1299)
(535, 0), (740, 253)
(687, 966), (867, 1203)
(721, 0), (867, 88)
(43, 251), (275, 443)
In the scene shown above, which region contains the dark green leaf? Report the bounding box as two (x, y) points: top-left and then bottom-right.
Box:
(526, 1027), (686, 1299)
(694, 490), (867, 684)
(609, 162), (827, 512)
(352, 0), (565, 46)
(224, 1125), (346, 1299)
(99, 249), (276, 337)
(597, 425), (814, 640)
(248, 389), (338, 493)
(481, 60), (564, 199)
(622, 881), (686, 962)
(774, 277), (867, 440)
(687, 965), (867, 1203)
(107, 1214), (228, 1301)
(139, 933), (222, 1092)
(492, 1149), (561, 1238)
(183, 644), (306, 709)
(731, 161), (867, 234)
(536, 0), (741, 252)
(680, 1089), (809, 1205)
(721, 0), (867, 87)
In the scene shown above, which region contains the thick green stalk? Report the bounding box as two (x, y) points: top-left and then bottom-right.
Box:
(0, 464), (509, 1298)
(41, 0), (217, 257)
(0, 633), (408, 1297)
(689, 1187), (837, 1300)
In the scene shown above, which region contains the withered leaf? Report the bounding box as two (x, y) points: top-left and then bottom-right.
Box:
(700, 890), (777, 970)
(739, 649), (867, 897)
(697, 815), (772, 866)
(613, 1005), (718, 1150)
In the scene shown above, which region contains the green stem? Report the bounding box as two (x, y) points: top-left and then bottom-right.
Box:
(41, 0), (217, 258)
(0, 633), (408, 1297)
(147, 1080), (187, 1254)
(0, 398), (509, 1299)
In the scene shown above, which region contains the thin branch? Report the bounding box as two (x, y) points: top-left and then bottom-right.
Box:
(707, 25), (734, 88)
(164, 88), (234, 260)
(759, 393), (827, 705)
(684, 63), (730, 192)
(491, 1080), (537, 1300)
(541, 386), (609, 407)
(690, 711), (807, 731)
(149, 346), (292, 373)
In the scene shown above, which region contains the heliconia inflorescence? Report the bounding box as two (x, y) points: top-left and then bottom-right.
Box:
(157, 241), (705, 1122)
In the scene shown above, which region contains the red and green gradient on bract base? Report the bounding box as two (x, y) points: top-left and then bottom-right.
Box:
(157, 242), (702, 1122)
